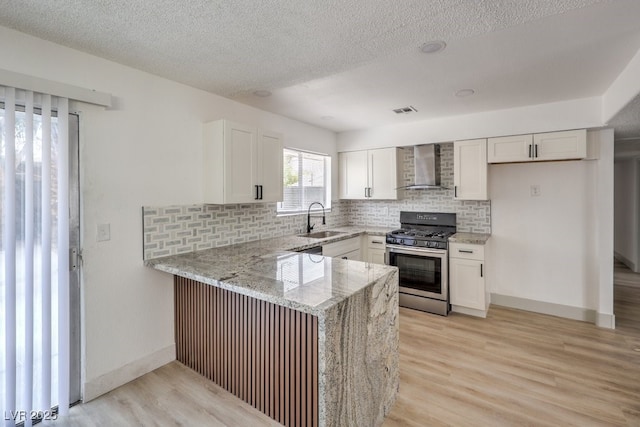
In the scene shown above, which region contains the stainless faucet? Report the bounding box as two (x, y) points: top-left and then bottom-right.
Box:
(307, 202), (326, 233)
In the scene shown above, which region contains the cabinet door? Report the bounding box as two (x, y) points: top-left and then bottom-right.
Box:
(257, 130), (283, 203)
(223, 120), (258, 204)
(368, 248), (386, 265)
(533, 129), (586, 161)
(450, 258), (485, 310)
(339, 151), (369, 199)
(487, 134), (533, 163)
(454, 139), (488, 200)
(368, 148), (398, 200)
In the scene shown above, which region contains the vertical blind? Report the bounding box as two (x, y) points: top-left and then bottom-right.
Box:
(1, 86), (70, 426)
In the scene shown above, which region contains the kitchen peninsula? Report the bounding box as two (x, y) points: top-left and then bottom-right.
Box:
(145, 229), (399, 427)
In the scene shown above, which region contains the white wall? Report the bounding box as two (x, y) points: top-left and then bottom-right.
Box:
(602, 47), (640, 122)
(337, 97), (603, 151)
(614, 158), (639, 271)
(489, 160), (597, 308)
(0, 25), (337, 400)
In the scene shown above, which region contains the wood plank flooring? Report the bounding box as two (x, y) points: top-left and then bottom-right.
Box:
(615, 259), (640, 288)
(44, 265), (640, 426)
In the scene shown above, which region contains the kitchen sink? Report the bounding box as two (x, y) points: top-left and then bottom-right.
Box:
(299, 230), (345, 239)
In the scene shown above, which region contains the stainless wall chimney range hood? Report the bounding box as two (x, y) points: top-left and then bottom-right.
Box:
(400, 144), (444, 190)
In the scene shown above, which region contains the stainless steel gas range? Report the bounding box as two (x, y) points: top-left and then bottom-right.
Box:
(385, 211), (456, 316)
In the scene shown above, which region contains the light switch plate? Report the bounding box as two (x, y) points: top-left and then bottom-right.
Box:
(530, 185), (541, 197)
(97, 223), (111, 242)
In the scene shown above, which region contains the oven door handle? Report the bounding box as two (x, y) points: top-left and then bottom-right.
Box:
(385, 244), (447, 257)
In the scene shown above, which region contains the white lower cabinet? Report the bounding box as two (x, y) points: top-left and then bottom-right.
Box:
(449, 242), (489, 317)
(365, 234), (387, 265)
(323, 237), (362, 261)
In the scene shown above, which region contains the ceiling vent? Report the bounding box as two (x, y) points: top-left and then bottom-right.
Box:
(393, 106), (418, 114)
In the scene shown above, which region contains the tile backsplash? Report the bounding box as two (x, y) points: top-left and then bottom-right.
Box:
(142, 202), (349, 260)
(143, 142), (491, 260)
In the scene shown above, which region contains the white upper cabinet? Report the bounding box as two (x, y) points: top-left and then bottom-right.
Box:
(339, 150), (369, 199)
(203, 119), (283, 204)
(533, 130), (587, 161)
(487, 134), (533, 163)
(257, 130), (284, 203)
(454, 139), (488, 200)
(339, 147), (399, 200)
(488, 129), (586, 163)
(368, 148), (399, 199)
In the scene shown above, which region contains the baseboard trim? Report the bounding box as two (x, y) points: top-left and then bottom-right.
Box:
(615, 251), (638, 272)
(596, 312), (616, 329)
(83, 344), (176, 402)
(451, 305), (487, 318)
(491, 294), (598, 323)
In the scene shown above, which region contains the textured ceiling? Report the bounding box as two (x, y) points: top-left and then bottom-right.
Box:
(1, 0), (640, 134)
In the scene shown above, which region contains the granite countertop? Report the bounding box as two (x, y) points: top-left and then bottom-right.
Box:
(449, 232), (491, 245)
(145, 225), (397, 316)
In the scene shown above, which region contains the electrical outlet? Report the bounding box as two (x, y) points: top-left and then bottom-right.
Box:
(97, 223), (111, 242)
(530, 185), (541, 197)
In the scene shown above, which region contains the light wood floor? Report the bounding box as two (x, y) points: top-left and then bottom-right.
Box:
(45, 266), (640, 426)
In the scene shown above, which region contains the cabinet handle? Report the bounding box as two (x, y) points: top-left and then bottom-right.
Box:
(528, 144), (532, 158)
(480, 263), (483, 278)
(342, 256), (348, 260)
(371, 240), (383, 244)
(368, 187), (372, 198)
(534, 144), (538, 158)
(365, 187), (368, 198)
(458, 249), (474, 254)
(259, 185), (263, 200)
(454, 186), (457, 198)
(255, 185), (260, 200)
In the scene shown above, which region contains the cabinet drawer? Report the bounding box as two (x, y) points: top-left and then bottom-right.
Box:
(366, 235), (387, 249)
(449, 242), (484, 261)
(323, 237), (361, 257)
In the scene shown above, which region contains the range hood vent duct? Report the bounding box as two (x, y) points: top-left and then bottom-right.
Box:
(400, 144), (443, 189)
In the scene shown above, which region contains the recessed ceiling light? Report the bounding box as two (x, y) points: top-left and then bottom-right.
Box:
(455, 89), (475, 98)
(420, 40), (446, 54)
(253, 89), (272, 97)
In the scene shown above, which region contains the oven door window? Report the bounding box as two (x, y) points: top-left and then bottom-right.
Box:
(393, 252), (442, 294)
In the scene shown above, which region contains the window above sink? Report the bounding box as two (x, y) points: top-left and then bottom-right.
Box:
(277, 148), (331, 215)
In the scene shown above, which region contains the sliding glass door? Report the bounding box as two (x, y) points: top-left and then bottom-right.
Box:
(1, 88), (80, 426)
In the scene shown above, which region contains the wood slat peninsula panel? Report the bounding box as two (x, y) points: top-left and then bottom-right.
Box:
(174, 277), (318, 427)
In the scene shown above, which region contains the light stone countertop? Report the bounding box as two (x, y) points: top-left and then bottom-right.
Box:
(449, 232), (491, 245)
(145, 225), (397, 316)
